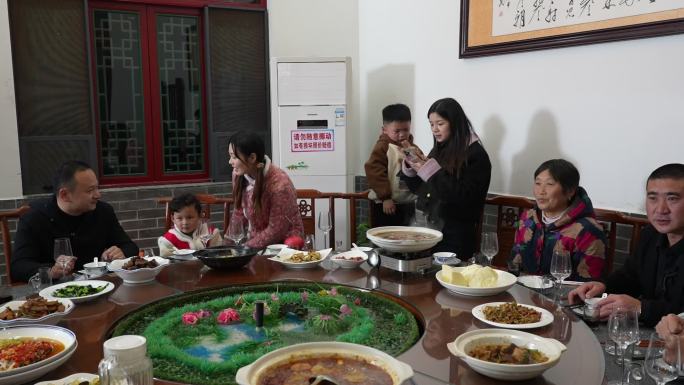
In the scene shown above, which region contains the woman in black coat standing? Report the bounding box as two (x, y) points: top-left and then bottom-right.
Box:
(401, 98), (491, 259)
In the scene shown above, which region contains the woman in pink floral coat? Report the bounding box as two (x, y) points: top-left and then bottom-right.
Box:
(228, 132), (303, 249)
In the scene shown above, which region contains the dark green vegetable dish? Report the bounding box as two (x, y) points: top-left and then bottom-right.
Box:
(110, 282), (421, 385)
(53, 284), (107, 298)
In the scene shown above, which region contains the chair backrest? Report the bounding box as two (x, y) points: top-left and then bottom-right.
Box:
(1, 205), (31, 285)
(478, 195), (535, 267)
(594, 209), (650, 275)
(295, 189), (371, 248)
(156, 194), (233, 236)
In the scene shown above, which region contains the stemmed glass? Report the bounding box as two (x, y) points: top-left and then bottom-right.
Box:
(227, 219), (245, 247)
(53, 237), (73, 279)
(199, 217), (213, 248)
(480, 232), (498, 266)
(607, 306), (640, 385)
(645, 332), (681, 385)
(550, 249), (572, 301)
(317, 211), (333, 249)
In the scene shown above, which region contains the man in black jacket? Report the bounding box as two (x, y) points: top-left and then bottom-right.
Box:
(569, 163), (684, 326)
(11, 161), (138, 282)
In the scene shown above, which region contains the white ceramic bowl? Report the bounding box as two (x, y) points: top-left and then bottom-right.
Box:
(83, 261), (108, 275)
(268, 248), (332, 269)
(35, 373), (98, 385)
(366, 226), (443, 252)
(447, 329), (567, 381)
(235, 341), (414, 385)
(0, 298), (74, 327)
(331, 250), (368, 269)
(433, 252), (460, 265)
(265, 244), (287, 255)
(108, 256), (170, 284)
(0, 325), (77, 383)
(435, 267), (517, 297)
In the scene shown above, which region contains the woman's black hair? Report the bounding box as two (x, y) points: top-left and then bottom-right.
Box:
(228, 131), (267, 214)
(534, 159), (580, 195)
(169, 193), (202, 216)
(427, 98), (473, 176)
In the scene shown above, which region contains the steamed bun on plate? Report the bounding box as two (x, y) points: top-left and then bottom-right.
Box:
(441, 264), (498, 288)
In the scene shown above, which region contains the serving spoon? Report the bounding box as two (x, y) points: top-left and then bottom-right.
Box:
(308, 375), (339, 385)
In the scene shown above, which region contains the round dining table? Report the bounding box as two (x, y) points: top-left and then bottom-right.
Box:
(34, 255), (606, 385)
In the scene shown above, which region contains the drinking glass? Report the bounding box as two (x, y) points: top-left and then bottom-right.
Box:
(304, 234), (315, 251)
(317, 211), (333, 248)
(480, 232), (498, 266)
(53, 237), (73, 279)
(29, 266), (53, 293)
(550, 249), (571, 300)
(227, 219), (245, 246)
(645, 332), (680, 385)
(607, 306), (640, 385)
(199, 217), (213, 248)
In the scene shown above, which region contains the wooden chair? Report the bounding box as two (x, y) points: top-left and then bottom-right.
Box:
(156, 194), (234, 235)
(295, 189), (372, 248)
(1, 205), (31, 285)
(478, 195), (535, 267)
(594, 209), (650, 275)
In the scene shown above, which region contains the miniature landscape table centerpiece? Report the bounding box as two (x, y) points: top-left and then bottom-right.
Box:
(109, 282), (422, 385)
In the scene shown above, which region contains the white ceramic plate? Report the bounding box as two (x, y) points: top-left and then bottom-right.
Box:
(0, 325), (77, 382)
(268, 248), (332, 269)
(447, 329), (566, 381)
(35, 373), (98, 385)
(517, 275), (553, 289)
(108, 256), (170, 284)
(330, 250), (368, 269)
(40, 280), (115, 303)
(472, 302), (554, 329)
(0, 298), (75, 327)
(436, 268), (517, 297)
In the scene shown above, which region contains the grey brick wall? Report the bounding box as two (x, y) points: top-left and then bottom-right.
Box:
(0, 182), (231, 284)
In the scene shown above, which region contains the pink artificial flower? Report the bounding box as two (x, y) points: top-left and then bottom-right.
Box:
(329, 287), (338, 296)
(353, 298), (361, 306)
(300, 291), (309, 302)
(339, 304), (352, 318)
(182, 312), (199, 325)
(217, 308), (241, 324)
(196, 309), (212, 319)
(319, 314), (332, 321)
(271, 293), (279, 302)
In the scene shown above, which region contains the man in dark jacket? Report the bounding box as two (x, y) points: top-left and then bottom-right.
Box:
(11, 161), (138, 282)
(569, 163), (684, 326)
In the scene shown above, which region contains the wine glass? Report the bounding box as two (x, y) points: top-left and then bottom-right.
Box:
(480, 232), (498, 266)
(645, 332), (680, 385)
(550, 249), (572, 300)
(317, 211), (333, 248)
(53, 237), (73, 279)
(607, 306), (640, 385)
(199, 217), (213, 248)
(227, 220), (245, 246)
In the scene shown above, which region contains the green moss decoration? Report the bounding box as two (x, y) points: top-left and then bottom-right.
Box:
(110, 282), (420, 385)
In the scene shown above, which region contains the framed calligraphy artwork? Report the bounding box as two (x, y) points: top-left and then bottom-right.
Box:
(460, 0), (684, 58)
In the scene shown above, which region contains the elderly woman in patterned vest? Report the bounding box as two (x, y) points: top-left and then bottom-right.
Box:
(228, 132), (303, 249)
(510, 159), (607, 281)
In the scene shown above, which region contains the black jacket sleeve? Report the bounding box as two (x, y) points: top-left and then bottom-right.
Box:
(11, 210), (47, 282)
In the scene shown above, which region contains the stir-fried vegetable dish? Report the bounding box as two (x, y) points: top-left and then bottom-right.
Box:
(53, 284), (107, 298)
(482, 302), (542, 324)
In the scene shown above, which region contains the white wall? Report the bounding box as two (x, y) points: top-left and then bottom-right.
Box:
(355, 0), (684, 213)
(0, 0), (22, 198)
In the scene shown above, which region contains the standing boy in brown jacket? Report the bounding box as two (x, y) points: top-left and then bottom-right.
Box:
(364, 104), (422, 226)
